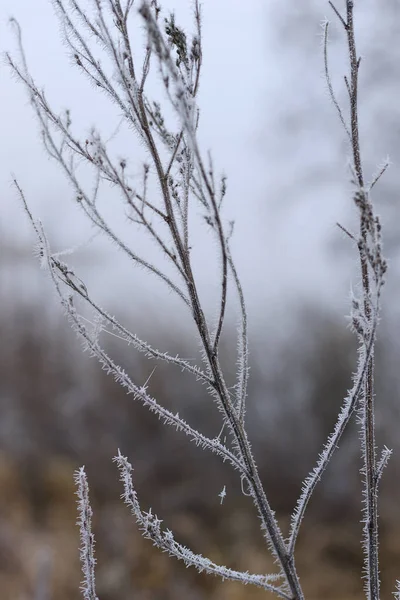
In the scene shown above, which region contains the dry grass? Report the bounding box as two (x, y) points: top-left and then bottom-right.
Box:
(1, 452), (400, 600)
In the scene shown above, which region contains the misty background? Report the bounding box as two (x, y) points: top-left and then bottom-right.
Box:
(1, 1), (400, 599)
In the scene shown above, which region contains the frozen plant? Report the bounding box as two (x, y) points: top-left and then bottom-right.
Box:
(5, 1), (395, 598)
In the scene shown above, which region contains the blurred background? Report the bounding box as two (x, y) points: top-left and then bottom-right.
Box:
(1, 0), (400, 598)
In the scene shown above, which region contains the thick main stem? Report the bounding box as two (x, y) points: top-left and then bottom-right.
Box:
(138, 94), (303, 600)
(346, 2), (379, 598)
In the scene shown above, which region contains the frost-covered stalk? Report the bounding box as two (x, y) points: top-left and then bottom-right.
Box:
(74, 467), (98, 600)
(113, 450), (290, 597)
(6, 0), (393, 598)
(325, 3), (388, 599)
(345, 6), (379, 597)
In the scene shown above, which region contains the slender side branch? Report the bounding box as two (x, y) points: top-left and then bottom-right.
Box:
(74, 467), (98, 600)
(115, 452), (290, 599)
(323, 21), (351, 142)
(289, 312), (378, 554)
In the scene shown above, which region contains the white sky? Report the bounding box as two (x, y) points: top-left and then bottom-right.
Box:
(1, 0), (381, 334)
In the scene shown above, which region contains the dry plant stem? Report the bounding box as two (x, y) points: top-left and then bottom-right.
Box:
(164, 181), (304, 595)
(330, 1), (379, 597)
(346, 4), (378, 598)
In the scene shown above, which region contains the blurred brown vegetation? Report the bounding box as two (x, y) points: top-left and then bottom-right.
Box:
(1, 247), (400, 600)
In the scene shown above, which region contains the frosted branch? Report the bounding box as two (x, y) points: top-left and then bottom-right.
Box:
(289, 311), (378, 554)
(114, 452), (290, 599)
(74, 467), (98, 600)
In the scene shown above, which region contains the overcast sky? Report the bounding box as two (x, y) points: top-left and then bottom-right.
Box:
(1, 0), (382, 334)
